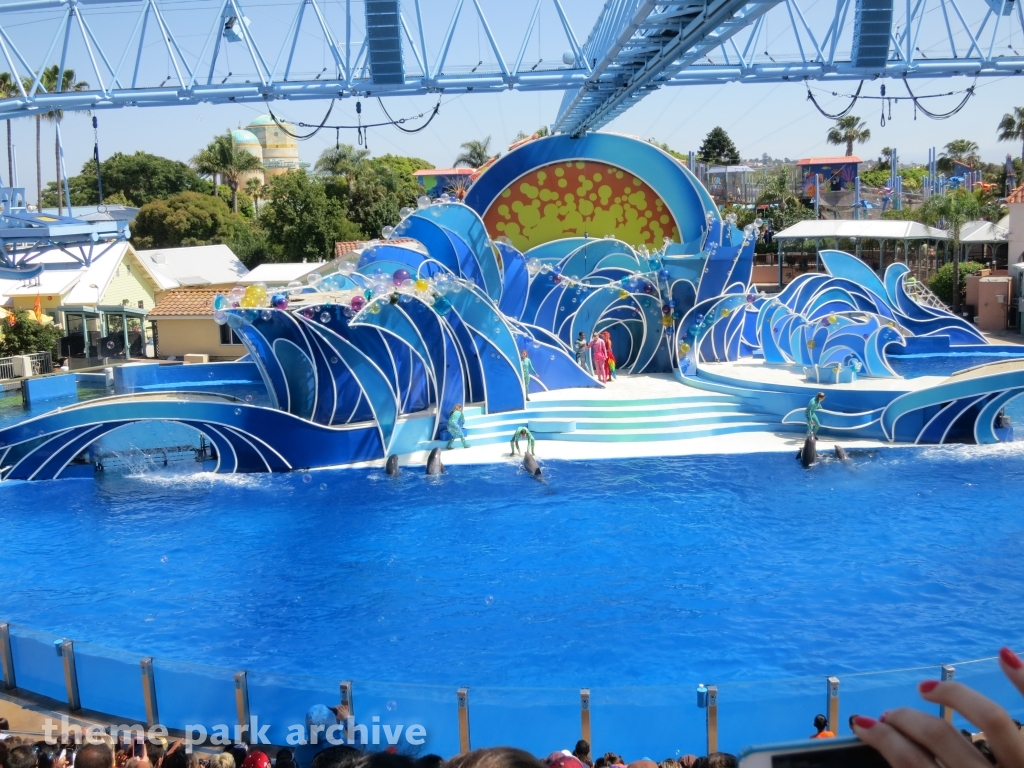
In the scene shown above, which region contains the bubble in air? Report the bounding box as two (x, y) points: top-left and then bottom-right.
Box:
(319, 483), (327, 491)
(387, 700), (398, 711)
(245, 394), (253, 402)
(485, 595), (494, 605)
(302, 473), (312, 483)
(320, 312), (331, 323)
(234, 408), (242, 415)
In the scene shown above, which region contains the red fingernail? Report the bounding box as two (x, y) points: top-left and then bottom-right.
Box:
(1001, 647), (1023, 669)
(853, 716), (877, 729)
(919, 680), (940, 693)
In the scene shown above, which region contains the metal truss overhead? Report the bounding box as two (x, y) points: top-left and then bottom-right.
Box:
(0, 0), (591, 118)
(556, 0), (1024, 134)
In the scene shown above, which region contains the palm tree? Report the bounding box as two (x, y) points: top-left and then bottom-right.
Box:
(191, 132), (263, 213)
(920, 189), (981, 315)
(826, 116), (870, 156)
(0, 73), (18, 186)
(937, 139), (980, 174)
(997, 107), (1024, 174)
(454, 137), (495, 168)
(245, 176), (267, 218)
(38, 65), (88, 215)
(755, 167), (792, 213)
(314, 143), (370, 195)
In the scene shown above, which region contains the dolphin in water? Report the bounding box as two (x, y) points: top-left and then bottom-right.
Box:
(523, 451), (542, 477)
(385, 454), (400, 476)
(834, 445), (848, 461)
(799, 435), (817, 468)
(426, 447), (445, 475)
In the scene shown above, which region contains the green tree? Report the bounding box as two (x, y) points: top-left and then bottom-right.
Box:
(937, 139), (980, 174)
(131, 191), (249, 249)
(259, 171), (362, 262)
(755, 167), (796, 213)
(0, 72), (18, 186)
(41, 151), (212, 208)
(191, 133), (262, 214)
(454, 137), (495, 168)
(38, 65), (88, 215)
(826, 115), (871, 156)
(0, 309), (63, 358)
(245, 177), (267, 218)
(997, 107), (1024, 173)
(928, 260), (985, 307)
(919, 189), (982, 314)
(697, 127), (740, 165)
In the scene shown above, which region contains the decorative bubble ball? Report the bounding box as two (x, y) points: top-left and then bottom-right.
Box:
(392, 268), (411, 286)
(350, 295), (366, 312)
(415, 278), (429, 292)
(272, 294), (288, 310)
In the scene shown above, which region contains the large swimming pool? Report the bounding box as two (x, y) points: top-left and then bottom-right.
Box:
(2, 443), (1023, 689)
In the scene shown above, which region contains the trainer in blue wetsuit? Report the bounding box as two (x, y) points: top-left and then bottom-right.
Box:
(510, 426), (535, 456)
(805, 392), (825, 436)
(520, 350), (538, 401)
(446, 404), (468, 449)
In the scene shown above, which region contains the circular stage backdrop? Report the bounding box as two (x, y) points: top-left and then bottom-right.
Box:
(465, 133), (717, 252)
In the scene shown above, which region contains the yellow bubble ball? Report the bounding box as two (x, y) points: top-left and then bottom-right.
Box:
(807, 339), (817, 350)
(720, 307), (730, 317)
(415, 278), (429, 292)
(828, 314), (838, 323)
(369, 302), (381, 315)
(240, 296), (256, 308)
(661, 315), (673, 327)
(679, 342), (691, 355)
(619, 289), (629, 299)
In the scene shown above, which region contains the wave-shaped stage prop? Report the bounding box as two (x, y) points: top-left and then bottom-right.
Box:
(1, 136), (1022, 480)
(676, 249), (1023, 445)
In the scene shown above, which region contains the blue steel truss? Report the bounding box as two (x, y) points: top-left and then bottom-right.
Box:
(0, 0), (1016, 129)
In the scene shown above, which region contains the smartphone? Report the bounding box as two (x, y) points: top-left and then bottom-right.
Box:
(739, 737), (891, 768)
(133, 737), (146, 760)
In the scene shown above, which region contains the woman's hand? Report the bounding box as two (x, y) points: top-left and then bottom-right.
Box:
(851, 646), (1024, 768)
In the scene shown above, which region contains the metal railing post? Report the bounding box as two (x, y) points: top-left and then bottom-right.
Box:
(940, 665), (955, 722)
(59, 640), (81, 711)
(457, 686), (471, 754)
(140, 657), (159, 728)
(826, 676), (839, 735)
(234, 671), (250, 743)
(0, 624), (16, 690)
(706, 685), (718, 754)
(340, 680), (353, 741)
(580, 688), (591, 748)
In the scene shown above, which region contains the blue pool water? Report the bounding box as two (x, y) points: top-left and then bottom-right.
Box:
(2, 445), (1024, 688)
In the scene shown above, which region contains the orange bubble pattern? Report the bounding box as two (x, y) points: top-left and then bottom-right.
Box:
(482, 160), (680, 252)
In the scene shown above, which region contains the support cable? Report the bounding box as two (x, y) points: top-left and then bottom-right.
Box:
(262, 95), (442, 141)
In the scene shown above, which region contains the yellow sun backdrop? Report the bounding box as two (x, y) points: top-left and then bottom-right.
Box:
(482, 161), (680, 252)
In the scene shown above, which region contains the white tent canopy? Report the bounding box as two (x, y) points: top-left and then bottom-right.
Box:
(774, 220), (948, 241)
(960, 220), (1009, 244)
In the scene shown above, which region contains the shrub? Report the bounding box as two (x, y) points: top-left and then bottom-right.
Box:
(929, 260), (985, 305)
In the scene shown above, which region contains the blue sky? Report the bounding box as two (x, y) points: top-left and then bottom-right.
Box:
(1, 0), (1019, 190)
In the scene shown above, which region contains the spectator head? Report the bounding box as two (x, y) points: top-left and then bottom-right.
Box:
(241, 753), (270, 768)
(209, 754), (235, 768)
(543, 754), (582, 768)
(442, 748), (547, 768)
(679, 758), (697, 768)
(274, 751), (295, 768)
(813, 714), (828, 733)
(972, 740), (997, 765)
(415, 757), (443, 768)
(572, 744), (589, 761)
(75, 745), (113, 768)
(33, 744), (55, 768)
(163, 750), (189, 768)
(658, 760), (679, 768)
(0, 719), (9, 733)
(227, 745), (248, 768)
(8, 746), (37, 768)
(0, 740), (8, 768)
(145, 741), (166, 767)
(310, 746), (361, 768)
(627, 761), (657, 768)
(705, 755), (736, 768)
